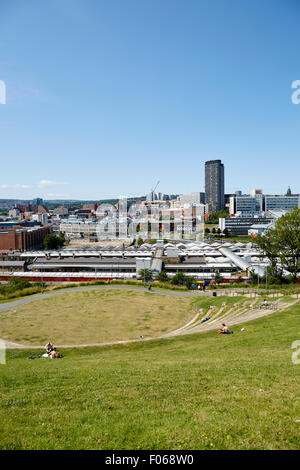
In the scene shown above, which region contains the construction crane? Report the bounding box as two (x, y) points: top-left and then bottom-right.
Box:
(150, 181), (160, 201)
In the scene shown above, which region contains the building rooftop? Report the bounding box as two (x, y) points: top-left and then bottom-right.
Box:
(0, 261), (25, 267)
(30, 256), (138, 266)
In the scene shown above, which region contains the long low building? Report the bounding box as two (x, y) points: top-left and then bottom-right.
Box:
(29, 257), (138, 274)
(0, 240), (277, 282)
(0, 261), (26, 272)
(0, 272), (136, 282)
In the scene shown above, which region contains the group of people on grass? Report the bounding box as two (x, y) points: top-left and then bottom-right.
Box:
(45, 342), (63, 359)
(28, 341), (63, 360)
(190, 283), (206, 291)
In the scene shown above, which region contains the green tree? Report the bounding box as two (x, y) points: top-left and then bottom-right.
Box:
(43, 233), (66, 250)
(205, 210), (229, 225)
(58, 232), (66, 245)
(253, 207), (300, 281)
(214, 269), (223, 285)
(171, 272), (186, 285)
(136, 236), (144, 246)
(253, 232), (282, 281)
(184, 276), (197, 289)
(138, 268), (153, 282)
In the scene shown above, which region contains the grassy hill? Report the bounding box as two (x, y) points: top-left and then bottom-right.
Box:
(0, 301), (299, 450)
(0, 289), (194, 346)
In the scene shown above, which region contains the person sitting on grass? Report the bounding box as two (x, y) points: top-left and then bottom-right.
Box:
(222, 323), (228, 333)
(218, 323), (233, 335)
(45, 341), (54, 354)
(263, 299), (269, 307)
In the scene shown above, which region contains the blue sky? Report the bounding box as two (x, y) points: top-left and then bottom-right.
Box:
(0, 0), (299, 200)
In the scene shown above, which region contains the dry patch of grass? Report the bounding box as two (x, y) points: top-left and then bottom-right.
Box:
(0, 289), (194, 346)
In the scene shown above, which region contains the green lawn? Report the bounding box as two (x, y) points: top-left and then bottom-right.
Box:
(208, 235), (252, 243)
(204, 223), (218, 228)
(0, 302), (299, 450)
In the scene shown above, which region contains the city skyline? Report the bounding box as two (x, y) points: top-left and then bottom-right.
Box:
(0, 179), (298, 203)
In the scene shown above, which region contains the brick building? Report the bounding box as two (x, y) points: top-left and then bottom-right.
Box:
(0, 225), (53, 251)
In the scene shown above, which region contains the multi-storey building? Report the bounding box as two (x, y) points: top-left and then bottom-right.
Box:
(219, 215), (274, 235)
(235, 195), (263, 214)
(229, 191), (298, 216)
(0, 225), (53, 251)
(265, 195), (299, 212)
(205, 159), (224, 213)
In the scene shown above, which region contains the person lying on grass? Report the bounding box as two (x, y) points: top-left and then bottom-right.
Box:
(201, 316), (210, 323)
(49, 348), (63, 359)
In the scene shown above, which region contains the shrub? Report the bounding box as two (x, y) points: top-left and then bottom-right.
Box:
(157, 271), (170, 283)
(171, 272), (186, 286)
(138, 268), (153, 282)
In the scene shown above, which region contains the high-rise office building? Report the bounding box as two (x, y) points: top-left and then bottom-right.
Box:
(205, 159), (225, 213)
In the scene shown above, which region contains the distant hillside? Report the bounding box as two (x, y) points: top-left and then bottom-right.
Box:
(0, 196), (147, 211)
